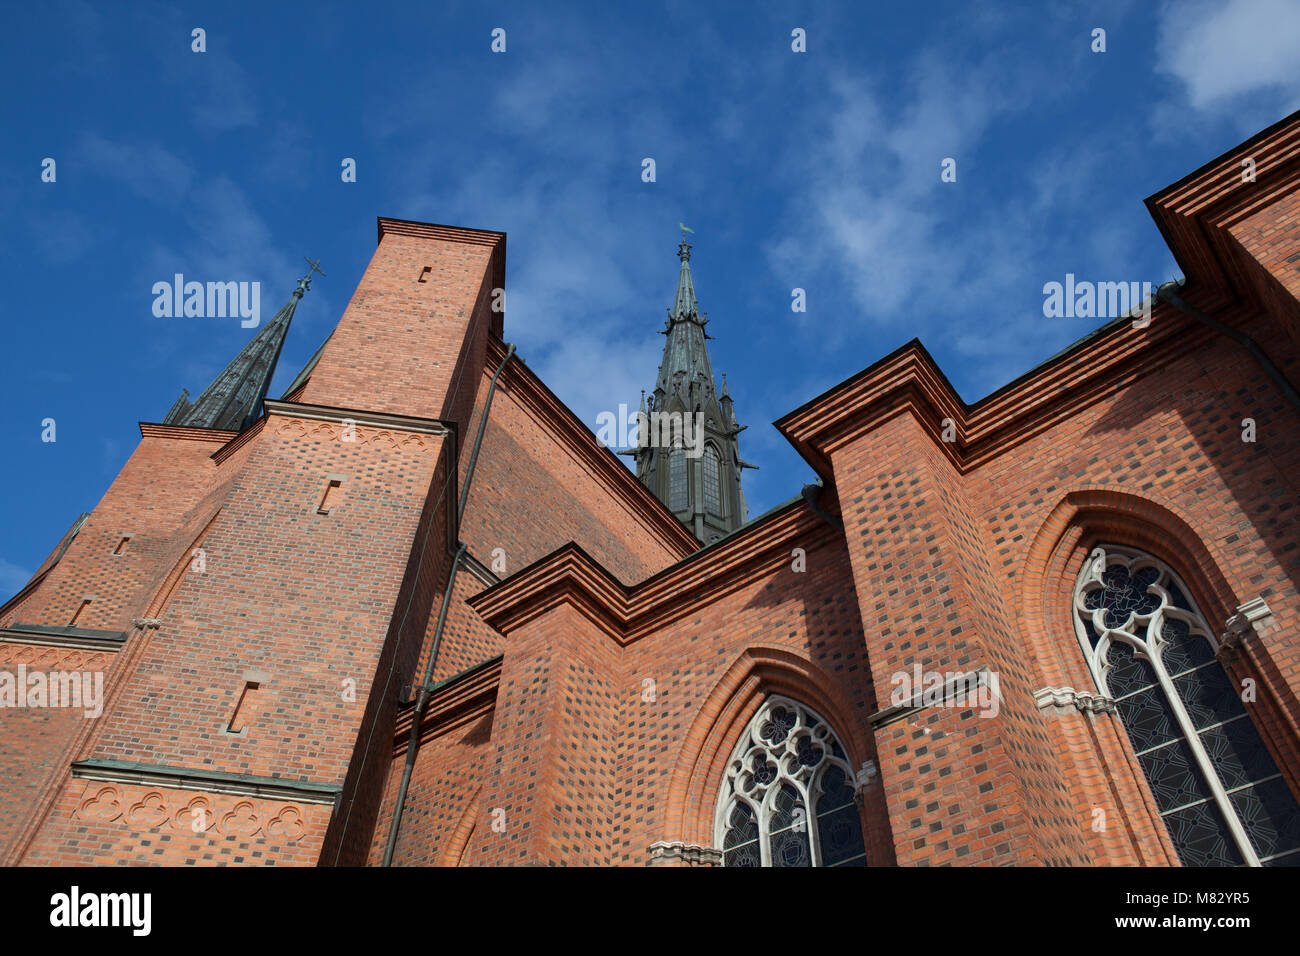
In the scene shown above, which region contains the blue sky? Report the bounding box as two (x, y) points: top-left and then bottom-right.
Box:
(3, 0), (1300, 594)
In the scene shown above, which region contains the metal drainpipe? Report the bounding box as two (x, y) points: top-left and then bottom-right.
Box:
(1156, 282), (1300, 411)
(382, 342), (516, 867)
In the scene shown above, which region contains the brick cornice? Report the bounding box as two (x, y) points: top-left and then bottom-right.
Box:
(0, 623), (128, 651)
(485, 336), (700, 558)
(469, 543), (629, 641)
(468, 497), (831, 644)
(377, 217), (505, 248)
(775, 304), (1221, 479)
(209, 415), (266, 464)
(138, 422), (238, 443)
(1146, 107), (1300, 303)
(261, 400), (454, 436)
(70, 758), (341, 804)
(206, 401), (455, 466)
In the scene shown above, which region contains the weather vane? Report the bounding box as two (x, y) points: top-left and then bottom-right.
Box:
(678, 222), (695, 261)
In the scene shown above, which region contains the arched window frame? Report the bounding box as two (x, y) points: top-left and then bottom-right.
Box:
(1071, 545), (1300, 866)
(1072, 545), (1222, 693)
(713, 694), (867, 867)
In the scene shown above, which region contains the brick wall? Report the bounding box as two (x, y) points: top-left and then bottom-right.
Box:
(1229, 187), (1300, 357)
(425, 521), (888, 866)
(9, 113), (1300, 869)
(11, 221), (500, 866)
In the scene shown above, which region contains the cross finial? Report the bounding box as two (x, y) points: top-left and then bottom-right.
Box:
(294, 257), (326, 298)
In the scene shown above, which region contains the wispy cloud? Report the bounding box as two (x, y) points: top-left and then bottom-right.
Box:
(76, 133), (196, 202)
(763, 52), (1043, 400)
(374, 24), (713, 441)
(67, 126), (335, 406)
(1155, 0), (1300, 125)
(178, 34), (258, 133)
(31, 209), (106, 264)
(766, 55), (1020, 324)
(258, 122), (313, 187)
(138, 174), (318, 389)
(405, 165), (669, 434)
(49, 0), (113, 76)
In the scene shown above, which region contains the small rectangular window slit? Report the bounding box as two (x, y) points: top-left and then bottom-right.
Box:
(69, 598), (92, 626)
(112, 535), (132, 555)
(418, 266), (432, 282)
(227, 681), (260, 734)
(318, 478), (343, 515)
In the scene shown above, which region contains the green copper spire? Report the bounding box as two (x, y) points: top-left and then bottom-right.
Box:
(635, 229), (750, 546)
(671, 237), (700, 320)
(163, 258), (322, 432)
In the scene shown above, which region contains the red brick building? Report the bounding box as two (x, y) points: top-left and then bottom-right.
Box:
(3, 113), (1299, 867)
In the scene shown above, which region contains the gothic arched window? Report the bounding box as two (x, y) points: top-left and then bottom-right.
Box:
(668, 449), (687, 511)
(715, 696), (867, 867)
(702, 445), (723, 517)
(1073, 546), (1300, 866)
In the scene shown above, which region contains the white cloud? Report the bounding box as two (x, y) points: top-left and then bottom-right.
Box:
(493, 60), (588, 136)
(1156, 0), (1300, 114)
(765, 58), (1025, 331)
(135, 177), (294, 321)
(762, 41), (1176, 402)
(180, 177), (293, 283)
(58, 136), (326, 381)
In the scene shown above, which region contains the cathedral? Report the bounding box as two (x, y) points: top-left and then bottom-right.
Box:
(2, 112), (1299, 867)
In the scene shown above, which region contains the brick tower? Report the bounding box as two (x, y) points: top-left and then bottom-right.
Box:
(0, 221), (517, 865)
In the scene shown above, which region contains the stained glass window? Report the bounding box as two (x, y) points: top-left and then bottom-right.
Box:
(716, 695), (867, 867)
(702, 445), (722, 517)
(668, 449), (687, 512)
(1073, 546), (1300, 866)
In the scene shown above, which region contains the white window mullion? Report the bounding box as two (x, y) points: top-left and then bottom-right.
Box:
(1072, 546), (1275, 868)
(757, 812), (771, 867)
(801, 780), (822, 866)
(1144, 635), (1260, 866)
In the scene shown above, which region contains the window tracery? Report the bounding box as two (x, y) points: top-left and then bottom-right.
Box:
(715, 696), (867, 867)
(1073, 546), (1300, 866)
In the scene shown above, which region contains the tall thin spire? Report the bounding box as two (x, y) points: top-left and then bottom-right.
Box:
(163, 258), (322, 431)
(635, 229), (749, 545)
(672, 237), (699, 320)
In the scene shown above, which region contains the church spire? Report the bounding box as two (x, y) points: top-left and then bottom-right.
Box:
(163, 258), (323, 432)
(635, 229), (748, 545)
(671, 234), (700, 320)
